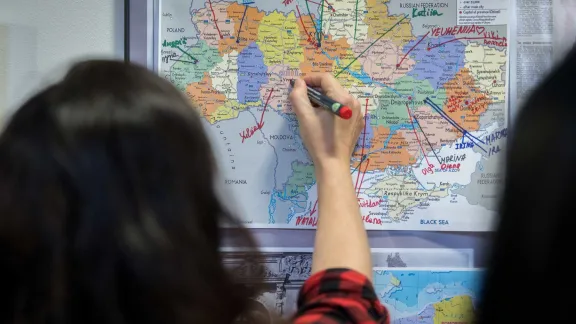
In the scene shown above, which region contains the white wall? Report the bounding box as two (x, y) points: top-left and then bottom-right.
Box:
(0, 0), (123, 111)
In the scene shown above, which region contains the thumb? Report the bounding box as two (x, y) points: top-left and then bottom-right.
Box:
(289, 79), (312, 116)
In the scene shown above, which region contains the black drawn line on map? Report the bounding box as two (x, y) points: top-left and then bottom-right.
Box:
(406, 104), (433, 166)
(170, 58), (197, 64)
(412, 115), (441, 164)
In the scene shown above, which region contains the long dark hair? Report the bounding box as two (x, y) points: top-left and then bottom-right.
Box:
(0, 60), (261, 323)
(476, 47), (576, 322)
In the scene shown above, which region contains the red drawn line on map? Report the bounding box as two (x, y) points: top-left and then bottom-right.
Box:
(397, 32), (429, 68)
(296, 5), (312, 42)
(356, 159), (370, 197)
(406, 103), (431, 166)
(307, 0), (336, 12)
(310, 199), (318, 216)
(240, 88), (275, 143)
(353, 99), (370, 193)
(427, 36), (504, 50)
(208, 0), (224, 39)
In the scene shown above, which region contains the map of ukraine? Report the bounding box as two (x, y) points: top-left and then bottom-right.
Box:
(162, 0), (508, 231)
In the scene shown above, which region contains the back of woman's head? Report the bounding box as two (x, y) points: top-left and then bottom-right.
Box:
(0, 60), (259, 323)
(477, 47), (576, 323)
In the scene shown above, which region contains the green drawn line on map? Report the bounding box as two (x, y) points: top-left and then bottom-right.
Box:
(304, 0), (319, 44)
(319, 0), (325, 46)
(175, 45), (198, 63)
(353, 0), (359, 41)
(335, 14), (408, 78)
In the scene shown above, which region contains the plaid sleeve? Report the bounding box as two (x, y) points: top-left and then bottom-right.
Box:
(292, 268), (389, 324)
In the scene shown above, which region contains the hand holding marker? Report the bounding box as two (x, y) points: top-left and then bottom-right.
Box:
(289, 79), (353, 119)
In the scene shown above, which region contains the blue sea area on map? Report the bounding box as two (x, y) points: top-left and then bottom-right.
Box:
(374, 270), (483, 313)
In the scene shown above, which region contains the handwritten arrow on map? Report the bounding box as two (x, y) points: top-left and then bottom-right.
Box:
(310, 200), (318, 216)
(397, 32), (429, 68)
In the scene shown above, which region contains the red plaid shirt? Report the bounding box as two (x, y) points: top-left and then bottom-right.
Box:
(292, 268), (390, 324)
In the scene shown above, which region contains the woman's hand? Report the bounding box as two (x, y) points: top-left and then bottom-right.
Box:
(289, 73), (364, 168)
(288, 73), (373, 281)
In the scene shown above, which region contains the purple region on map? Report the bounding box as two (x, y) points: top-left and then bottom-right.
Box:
(393, 303), (435, 324)
(404, 35), (466, 90)
(356, 114), (375, 153)
(237, 42), (268, 103)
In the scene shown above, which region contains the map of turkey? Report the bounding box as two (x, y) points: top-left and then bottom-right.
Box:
(160, 0), (508, 231)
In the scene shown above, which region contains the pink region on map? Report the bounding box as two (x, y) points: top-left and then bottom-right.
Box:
(397, 129), (422, 158)
(193, 4), (234, 48)
(355, 40), (415, 85)
(261, 64), (293, 113)
(413, 105), (460, 149)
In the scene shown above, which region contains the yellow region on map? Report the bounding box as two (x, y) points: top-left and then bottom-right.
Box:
(433, 296), (476, 324)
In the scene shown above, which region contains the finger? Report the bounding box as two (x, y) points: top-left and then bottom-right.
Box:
(354, 99), (362, 117)
(289, 79), (313, 117)
(345, 96), (361, 119)
(302, 73), (346, 96)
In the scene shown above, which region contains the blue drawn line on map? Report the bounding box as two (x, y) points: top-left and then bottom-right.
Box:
(236, 5), (251, 43)
(424, 98), (487, 153)
(426, 99), (486, 145)
(425, 98), (482, 145)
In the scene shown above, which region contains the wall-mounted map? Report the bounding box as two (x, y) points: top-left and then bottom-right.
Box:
(160, 0), (508, 231)
(222, 248), (481, 322)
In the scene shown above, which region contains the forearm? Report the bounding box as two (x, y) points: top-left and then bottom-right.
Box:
(311, 159), (373, 281)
